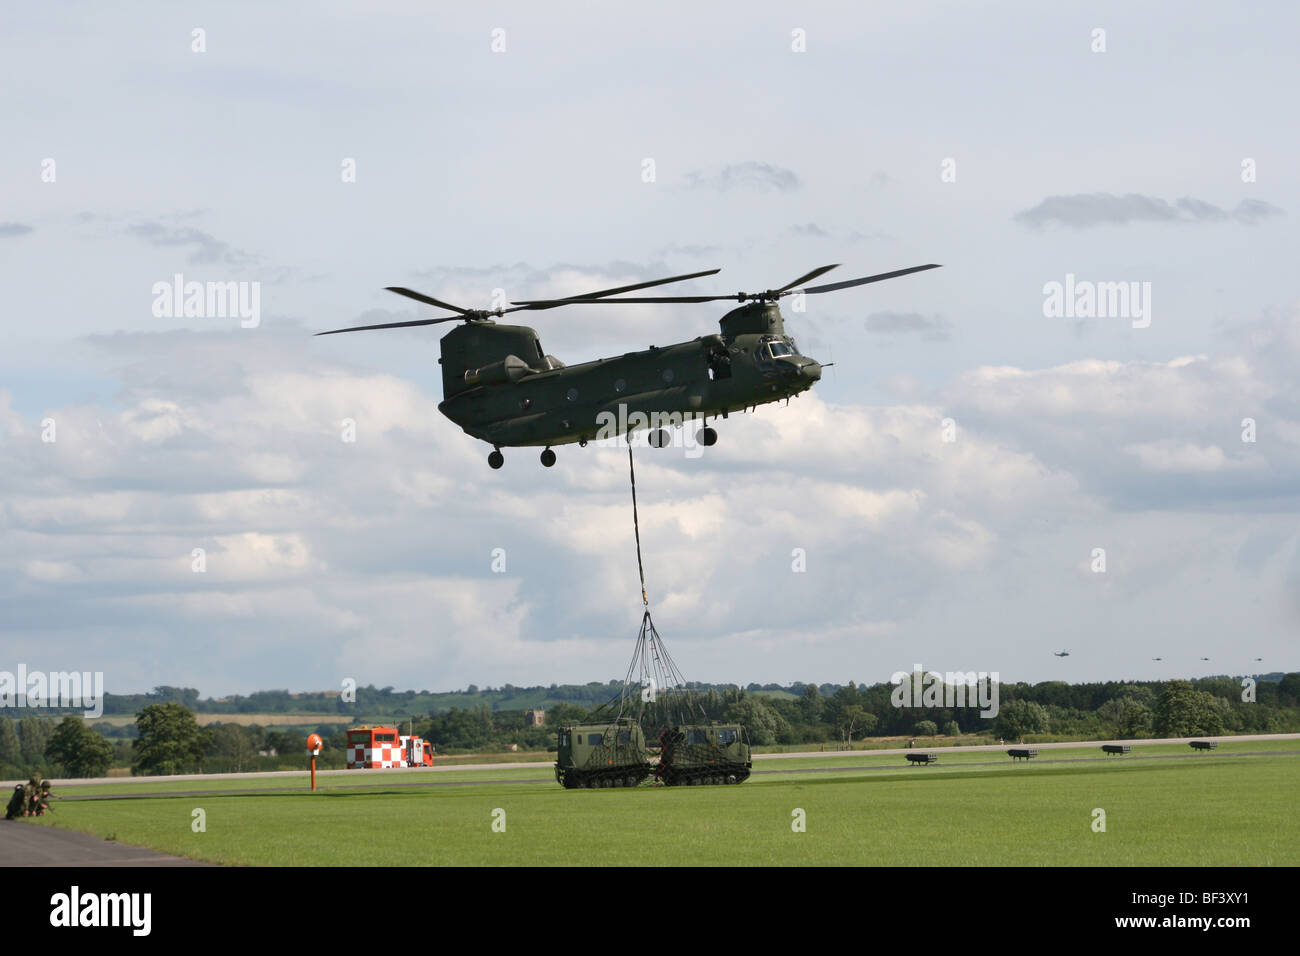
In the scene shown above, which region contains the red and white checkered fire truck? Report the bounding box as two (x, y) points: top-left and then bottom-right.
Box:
(345, 725), (436, 769)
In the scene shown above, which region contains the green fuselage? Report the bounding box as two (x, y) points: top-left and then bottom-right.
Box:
(437, 302), (823, 448)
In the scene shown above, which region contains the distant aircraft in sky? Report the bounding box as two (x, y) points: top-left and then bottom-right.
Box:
(1054, 650), (1070, 657)
(1152, 657), (1163, 661)
(1200, 657), (1211, 661)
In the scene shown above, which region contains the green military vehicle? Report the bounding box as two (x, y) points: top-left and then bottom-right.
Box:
(555, 718), (652, 789)
(655, 724), (752, 786)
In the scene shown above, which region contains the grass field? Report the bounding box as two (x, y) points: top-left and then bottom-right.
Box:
(28, 742), (1300, 866)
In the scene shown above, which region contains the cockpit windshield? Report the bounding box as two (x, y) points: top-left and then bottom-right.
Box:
(769, 341), (794, 358)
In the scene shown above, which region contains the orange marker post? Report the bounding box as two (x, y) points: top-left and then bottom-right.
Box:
(306, 733), (323, 791)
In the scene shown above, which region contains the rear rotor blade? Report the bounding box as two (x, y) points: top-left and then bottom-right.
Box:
(510, 268), (723, 309)
(776, 264), (839, 294)
(518, 268), (722, 310)
(511, 294), (732, 305)
(802, 263), (942, 295)
(384, 287), (470, 314)
(314, 315), (463, 336)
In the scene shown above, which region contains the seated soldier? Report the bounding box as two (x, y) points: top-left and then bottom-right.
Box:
(33, 780), (53, 816)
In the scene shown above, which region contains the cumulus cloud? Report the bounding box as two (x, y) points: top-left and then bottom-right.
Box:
(941, 313), (1300, 510)
(125, 220), (260, 266)
(0, 222), (34, 238)
(684, 161), (800, 192)
(1013, 193), (1284, 228)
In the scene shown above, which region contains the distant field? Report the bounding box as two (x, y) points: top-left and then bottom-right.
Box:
(30, 740), (1300, 866)
(91, 713), (357, 728)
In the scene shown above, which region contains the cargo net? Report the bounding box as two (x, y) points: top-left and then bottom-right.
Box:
(613, 607), (706, 735)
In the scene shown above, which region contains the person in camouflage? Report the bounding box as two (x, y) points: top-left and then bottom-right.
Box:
(23, 775), (40, 816)
(32, 780), (53, 816)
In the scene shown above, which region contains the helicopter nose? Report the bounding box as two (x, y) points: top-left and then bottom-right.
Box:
(800, 361), (822, 382)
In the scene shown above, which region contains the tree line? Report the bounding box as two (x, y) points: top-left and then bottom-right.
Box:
(4, 674), (1296, 778)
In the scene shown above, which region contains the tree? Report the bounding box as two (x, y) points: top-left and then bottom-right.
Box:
(835, 705), (875, 744)
(1154, 681), (1224, 737)
(0, 717), (19, 765)
(545, 703), (588, 727)
(797, 683), (824, 724)
(723, 697), (790, 746)
(915, 719), (939, 736)
(205, 723), (254, 772)
(1098, 696), (1153, 738)
(18, 716), (52, 764)
(996, 700), (1050, 739)
(151, 686), (200, 709)
(45, 716), (115, 777)
(132, 702), (205, 775)
(943, 720), (961, 737)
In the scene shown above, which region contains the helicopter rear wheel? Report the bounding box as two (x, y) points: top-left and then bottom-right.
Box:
(649, 428), (670, 448)
(488, 450), (504, 469)
(701, 426), (718, 446)
(540, 448), (556, 467)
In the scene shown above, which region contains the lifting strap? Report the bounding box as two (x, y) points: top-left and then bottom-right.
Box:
(629, 440), (648, 607)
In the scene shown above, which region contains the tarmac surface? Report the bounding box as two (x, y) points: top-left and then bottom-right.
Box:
(0, 819), (207, 867)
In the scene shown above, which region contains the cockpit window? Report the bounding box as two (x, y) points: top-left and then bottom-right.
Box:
(768, 342), (793, 358)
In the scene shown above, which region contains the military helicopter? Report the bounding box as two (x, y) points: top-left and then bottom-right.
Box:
(1054, 650), (1070, 658)
(317, 262), (941, 468)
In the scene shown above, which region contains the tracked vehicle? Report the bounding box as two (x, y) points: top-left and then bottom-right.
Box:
(655, 723), (752, 786)
(555, 718), (653, 789)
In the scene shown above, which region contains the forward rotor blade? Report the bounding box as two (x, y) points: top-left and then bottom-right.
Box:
(802, 263), (942, 295)
(314, 315), (462, 336)
(776, 264), (839, 294)
(384, 287), (470, 314)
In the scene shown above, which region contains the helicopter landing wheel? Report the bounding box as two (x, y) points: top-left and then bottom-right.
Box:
(701, 426), (718, 447)
(649, 428), (670, 448)
(488, 449), (504, 470)
(540, 448), (556, 467)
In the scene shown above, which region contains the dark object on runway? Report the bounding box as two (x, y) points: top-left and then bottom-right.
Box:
(1007, 748), (1038, 761)
(1102, 744), (1131, 755)
(1190, 740), (1219, 751)
(905, 752), (939, 765)
(316, 263), (940, 468)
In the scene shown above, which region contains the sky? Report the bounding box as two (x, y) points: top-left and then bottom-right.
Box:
(2, 1), (1298, 696)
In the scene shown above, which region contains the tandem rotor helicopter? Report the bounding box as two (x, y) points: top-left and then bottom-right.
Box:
(317, 262), (941, 469)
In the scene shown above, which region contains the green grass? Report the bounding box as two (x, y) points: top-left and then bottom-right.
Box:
(29, 743), (1300, 866)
